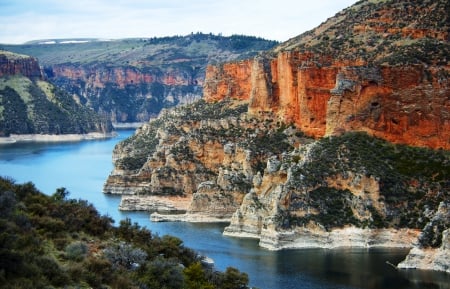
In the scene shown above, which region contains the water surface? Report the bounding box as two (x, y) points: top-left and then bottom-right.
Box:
(0, 130), (448, 289)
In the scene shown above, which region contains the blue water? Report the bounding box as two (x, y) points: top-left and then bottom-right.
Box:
(0, 130), (448, 289)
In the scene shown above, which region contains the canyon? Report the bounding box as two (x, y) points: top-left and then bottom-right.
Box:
(103, 0), (449, 273)
(2, 34), (278, 124)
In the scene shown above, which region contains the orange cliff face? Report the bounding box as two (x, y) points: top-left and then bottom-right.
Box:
(203, 52), (450, 150)
(203, 59), (253, 102)
(0, 54), (42, 79)
(51, 64), (203, 89)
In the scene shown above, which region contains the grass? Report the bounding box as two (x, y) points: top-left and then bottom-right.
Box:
(0, 75), (33, 104)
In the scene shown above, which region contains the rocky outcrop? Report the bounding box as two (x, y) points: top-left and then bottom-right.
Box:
(203, 0), (450, 150)
(398, 202), (450, 273)
(258, 227), (420, 250)
(119, 195), (191, 214)
(103, 99), (299, 221)
(0, 51), (42, 79)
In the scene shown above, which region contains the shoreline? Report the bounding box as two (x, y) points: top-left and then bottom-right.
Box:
(224, 227), (420, 251)
(150, 212), (231, 223)
(112, 122), (145, 129)
(0, 131), (118, 144)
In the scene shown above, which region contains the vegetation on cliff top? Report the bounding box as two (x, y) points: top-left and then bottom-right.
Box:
(0, 176), (251, 289)
(274, 0), (449, 65)
(1, 33), (278, 66)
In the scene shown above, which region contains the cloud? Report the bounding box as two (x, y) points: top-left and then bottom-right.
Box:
(0, 0), (356, 44)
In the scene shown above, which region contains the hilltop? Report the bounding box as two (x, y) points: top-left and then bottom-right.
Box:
(276, 0), (449, 65)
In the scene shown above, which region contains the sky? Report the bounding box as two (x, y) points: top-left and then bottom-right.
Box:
(0, 0), (357, 44)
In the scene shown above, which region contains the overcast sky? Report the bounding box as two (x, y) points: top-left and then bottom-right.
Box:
(0, 0), (357, 44)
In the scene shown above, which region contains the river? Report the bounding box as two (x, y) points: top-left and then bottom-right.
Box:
(0, 129), (448, 289)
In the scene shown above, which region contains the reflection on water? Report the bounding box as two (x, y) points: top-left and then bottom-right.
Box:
(0, 130), (448, 289)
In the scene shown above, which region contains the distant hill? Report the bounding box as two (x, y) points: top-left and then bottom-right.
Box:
(0, 51), (112, 136)
(1, 33), (278, 124)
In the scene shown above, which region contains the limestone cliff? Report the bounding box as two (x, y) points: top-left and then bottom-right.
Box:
(398, 202), (450, 273)
(104, 99), (300, 221)
(0, 51), (112, 136)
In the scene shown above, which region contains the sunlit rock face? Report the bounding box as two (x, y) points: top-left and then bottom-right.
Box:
(204, 53), (449, 150)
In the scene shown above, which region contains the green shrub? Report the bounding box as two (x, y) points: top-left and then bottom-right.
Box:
(65, 241), (89, 261)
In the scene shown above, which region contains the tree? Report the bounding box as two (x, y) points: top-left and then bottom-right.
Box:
(184, 262), (214, 289)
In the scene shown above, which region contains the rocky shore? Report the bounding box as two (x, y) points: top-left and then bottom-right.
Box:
(0, 132), (117, 144)
(150, 212), (231, 223)
(224, 226), (420, 250)
(119, 195), (191, 214)
(112, 122), (144, 129)
(397, 229), (450, 273)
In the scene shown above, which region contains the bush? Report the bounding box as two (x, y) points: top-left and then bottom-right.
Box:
(138, 257), (185, 289)
(65, 241), (89, 261)
(104, 242), (147, 270)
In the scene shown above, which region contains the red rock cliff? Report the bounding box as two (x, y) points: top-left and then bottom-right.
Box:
(0, 52), (42, 79)
(203, 52), (450, 149)
(203, 59), (253, 102)
(51, 64), (202, 89)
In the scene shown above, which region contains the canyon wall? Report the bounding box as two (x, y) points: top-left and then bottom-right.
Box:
(204, 52), (450, 149)
(103, 0), (449, 273)
(51, 64), (200, 89)
(0, 52), (42, 79)
(48, 64), (202, 123)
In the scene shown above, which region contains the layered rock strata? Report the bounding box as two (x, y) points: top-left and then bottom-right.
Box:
(0, 51), (112, 136)
(0, 51), (42, 79)
(204, 54), (450, 150)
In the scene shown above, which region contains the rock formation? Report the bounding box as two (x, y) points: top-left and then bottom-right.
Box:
(103, 0), (449, 273)
(204, 53), (449, 150)
(398, 201), (450, 273)
(0, 50), (42, 79)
